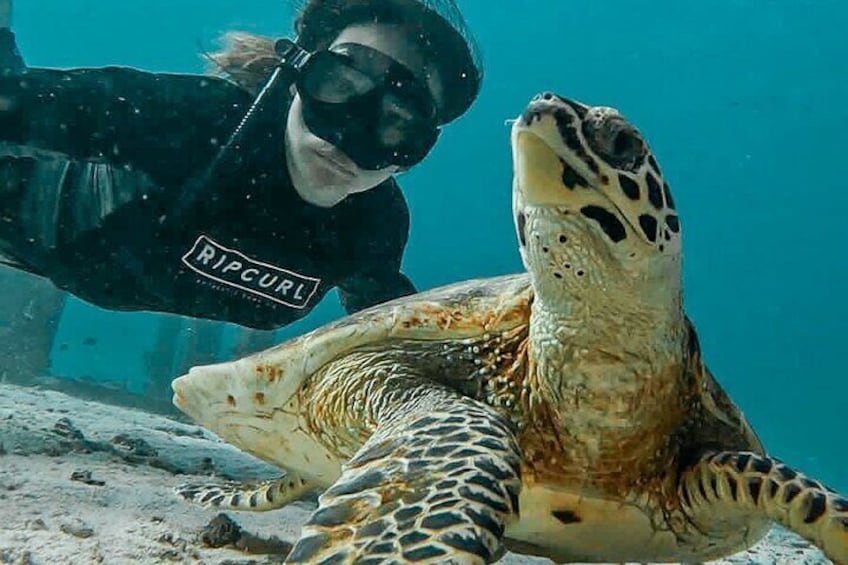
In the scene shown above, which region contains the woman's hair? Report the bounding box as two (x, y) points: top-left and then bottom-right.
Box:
(203, 31), (280, 95)
(204, 0), (481, 123)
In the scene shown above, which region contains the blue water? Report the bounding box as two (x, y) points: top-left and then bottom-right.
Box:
(14, 1), (848, 491)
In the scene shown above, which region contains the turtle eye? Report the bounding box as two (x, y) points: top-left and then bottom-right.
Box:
(599, 124), (645, 171)
(612, 130), (643, 162)
(584, 112), (646, 171)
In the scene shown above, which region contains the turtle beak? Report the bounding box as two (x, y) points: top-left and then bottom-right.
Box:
(171, 362), (237, 425)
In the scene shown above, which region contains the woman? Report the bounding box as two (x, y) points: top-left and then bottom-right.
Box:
(0, 0), (481, 329)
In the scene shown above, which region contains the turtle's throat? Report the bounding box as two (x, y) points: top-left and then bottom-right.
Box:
(527, 288), (688, 412)
(520, 206), (682, 331)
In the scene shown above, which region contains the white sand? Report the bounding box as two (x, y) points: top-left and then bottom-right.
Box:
(0, 383), (830, 564)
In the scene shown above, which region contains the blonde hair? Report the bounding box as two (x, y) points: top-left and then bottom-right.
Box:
(203, 31), (280, 95)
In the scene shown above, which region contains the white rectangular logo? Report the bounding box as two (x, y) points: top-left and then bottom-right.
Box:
(181, 235), (321, 309)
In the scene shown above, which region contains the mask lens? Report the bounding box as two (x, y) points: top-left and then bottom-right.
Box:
(379, 94), (421, 145)
(384, 67), (436, 122)
(295, 46), (440, 170)
(301, 52), (377, 104)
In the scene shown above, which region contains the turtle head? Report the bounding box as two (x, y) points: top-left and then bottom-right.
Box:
(511, 92), (682, 317)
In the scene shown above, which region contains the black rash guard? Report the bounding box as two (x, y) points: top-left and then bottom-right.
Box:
(0, 31), (416, 330)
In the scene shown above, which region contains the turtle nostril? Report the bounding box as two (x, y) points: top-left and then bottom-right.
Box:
(532, 92), (556, 103)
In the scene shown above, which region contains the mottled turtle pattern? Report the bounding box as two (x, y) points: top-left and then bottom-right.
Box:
(172, 92), (848, 564)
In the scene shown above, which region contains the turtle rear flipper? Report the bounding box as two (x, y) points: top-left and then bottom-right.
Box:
(286, 387), (522, 564)
(175, 472), (314, 512)
(680, 451), (848, 564)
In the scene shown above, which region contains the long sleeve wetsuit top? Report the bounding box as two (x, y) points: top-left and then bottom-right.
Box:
(0, 30), (416, 329)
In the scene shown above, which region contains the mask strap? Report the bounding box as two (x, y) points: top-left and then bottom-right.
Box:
(274, 38), (311, 71)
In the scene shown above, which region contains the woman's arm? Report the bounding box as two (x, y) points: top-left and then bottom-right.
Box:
(0, 66), (254, 189)
(0, 1), (252, 187)
(0, 20), (259, 275)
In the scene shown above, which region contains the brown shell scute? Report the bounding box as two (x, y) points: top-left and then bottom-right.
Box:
(373, 273), (533, 337)
(236, 274), (533, 397)
(325, 273), (533, 345)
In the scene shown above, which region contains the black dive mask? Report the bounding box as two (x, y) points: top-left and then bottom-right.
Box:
(275, 38), (441, 171)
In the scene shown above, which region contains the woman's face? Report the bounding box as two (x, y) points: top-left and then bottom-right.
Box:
(285, 22), (442, 207)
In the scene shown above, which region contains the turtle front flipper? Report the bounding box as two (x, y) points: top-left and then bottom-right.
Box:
(285, 388), (522, 564)
(680, 451), (848, 564)
(175, 472), (314, 512)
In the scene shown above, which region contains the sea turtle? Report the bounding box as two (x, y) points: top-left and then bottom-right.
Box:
(171, 91), (848, 564)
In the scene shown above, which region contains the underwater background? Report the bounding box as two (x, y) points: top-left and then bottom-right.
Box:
(7, 0), (847, 498)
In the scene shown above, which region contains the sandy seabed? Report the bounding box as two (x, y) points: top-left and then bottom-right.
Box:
(0, 383), (831, 565)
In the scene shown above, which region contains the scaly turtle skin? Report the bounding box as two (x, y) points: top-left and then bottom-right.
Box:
(171, 92), (848, 564)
